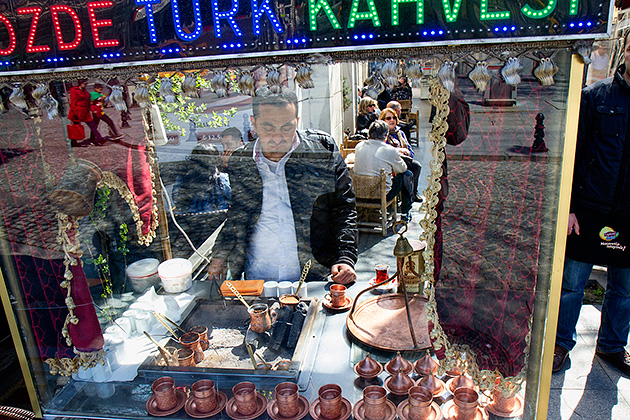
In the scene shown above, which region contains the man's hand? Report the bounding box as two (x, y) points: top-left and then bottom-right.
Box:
(568, 213), (580, 236)
(331, 263), (356, 285)
(207, 258), (227, 280)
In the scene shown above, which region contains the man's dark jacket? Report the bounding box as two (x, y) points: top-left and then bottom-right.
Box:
(572, 64), (630, 215)
(211, 129), (358, 280)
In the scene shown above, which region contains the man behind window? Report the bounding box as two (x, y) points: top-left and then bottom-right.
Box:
(208, 87), (358, 284)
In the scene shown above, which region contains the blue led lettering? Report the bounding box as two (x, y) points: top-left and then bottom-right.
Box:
(135, 0), (161, 43)
(251, 0), (283, 35)
(212, 0), (242, 38)
(171, 0), (203, 41)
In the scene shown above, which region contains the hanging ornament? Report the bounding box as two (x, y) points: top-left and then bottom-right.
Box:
(534, 57), (559, 86)
(295, 65), (314, 89)
(266, 67), (282, 94)
(501, 57), (523, 86)
(405, 60), (423, 87)
(109, 85), (128, 111)
(364, 74), (385, 99)
(468, 61), (492, 92)
(181, 73), (199, 98)
(159, 78), (176, 103)
(210, 71), (229, 97)
(574, 41), (592, 65)
(438, 61), (457, 92)
(381, 59), (399, 88)
(238, 71), (256, 96)
(134, 82), (152, 108)
(40, 93), (59, 119)
(9, 84), (27, 110)
(32, 83), (48, 102)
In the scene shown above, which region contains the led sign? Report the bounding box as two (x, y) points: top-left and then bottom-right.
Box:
(0, 0), (612, 73)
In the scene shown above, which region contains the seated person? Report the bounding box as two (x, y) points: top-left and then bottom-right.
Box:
(173, 142), (230, 212)
(208, 87), (358, 284)
(391, 76), (412, 101)
(380, 108), (422, 203)
(353, 120), (413, 221)
(387, 100), (415, 142)
(356, 97), (378, 132)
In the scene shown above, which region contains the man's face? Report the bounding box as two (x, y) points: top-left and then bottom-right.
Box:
(251, 103), (298, 162)
(221, 135), (241, 154)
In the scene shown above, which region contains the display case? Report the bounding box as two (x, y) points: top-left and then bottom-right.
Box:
(0, 0), (616, 419)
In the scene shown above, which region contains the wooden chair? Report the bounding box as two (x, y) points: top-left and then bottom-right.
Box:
(398, 99), (412, 114)
(344, 138), (363, 150)
(350, 168), (397, 236)
(405, 111), (419, 145)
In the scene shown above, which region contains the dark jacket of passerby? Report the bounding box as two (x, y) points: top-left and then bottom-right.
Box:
(211, 129), (358, 280)
(68, 86), (93, 123)
(572, 64), (630, 215)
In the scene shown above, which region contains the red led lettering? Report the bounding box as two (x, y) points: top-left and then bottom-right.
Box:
(87, 1), (119, 48)
(0, 14), (16, 55)
(17, 7), (50, 53)
(50, 5), (82, 50)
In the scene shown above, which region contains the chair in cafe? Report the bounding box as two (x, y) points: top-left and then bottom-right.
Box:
(350, 168), (398, 236)
(405, 110), (419, 146)
(398, 99), (412, 119)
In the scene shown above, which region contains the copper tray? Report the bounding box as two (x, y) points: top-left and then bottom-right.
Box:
(346, 294), (430, 351)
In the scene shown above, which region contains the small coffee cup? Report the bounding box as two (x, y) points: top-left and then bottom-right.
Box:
(278, 281), (293, 296)
(407, 385), (433, 420)
(192, 379), (217, 413)
(362, 385), (387, 420)
(233, 382), (258, 416)
(275, 382), (300, 418)
(318, 384), (342, 420)
(152, 377), (177, 411)
(453, 387), (479, 420)
(324, 284), (347, 307)
(263, 281), (279, 297)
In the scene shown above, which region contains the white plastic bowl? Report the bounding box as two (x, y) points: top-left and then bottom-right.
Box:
(158, 258), (193, 293)
(126, 258), (160, 293)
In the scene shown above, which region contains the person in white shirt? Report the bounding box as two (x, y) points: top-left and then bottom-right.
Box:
(207, 87), (358, 284)
(353, 120), (413, 219)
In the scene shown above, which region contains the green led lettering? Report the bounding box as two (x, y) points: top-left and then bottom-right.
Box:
(480, 0), (510, 20)
(442, 0), (463, 23)
(348, 0), (381, 28)
(569, 0), (579, 15)
(521, 0), (557, 18)
(392, 0), (424, 26)
(308, 0), (341, 31)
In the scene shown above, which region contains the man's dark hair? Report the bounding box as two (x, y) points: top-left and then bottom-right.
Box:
(220, 127), (243, 140)
(252, 86), (298, 119)
(368, 120), (389, 140)
(93, 83), (103, 90)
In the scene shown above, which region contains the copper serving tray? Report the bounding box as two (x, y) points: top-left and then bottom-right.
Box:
(346, 294), (431, 351)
